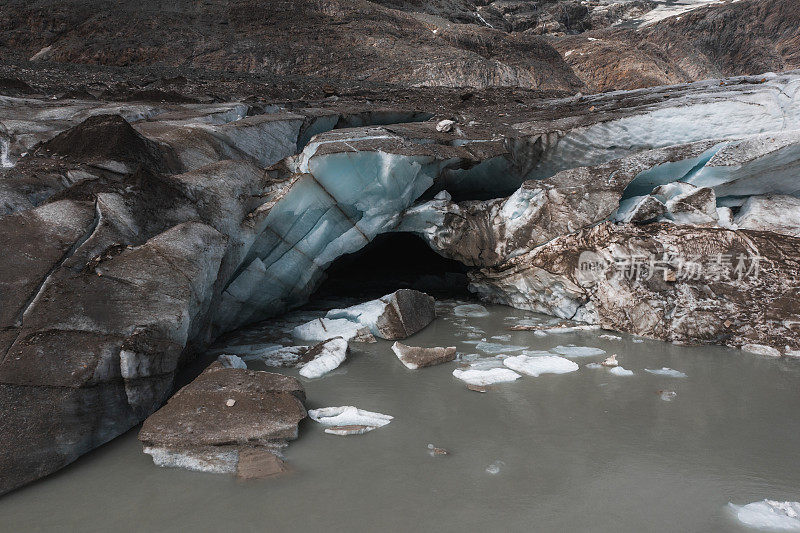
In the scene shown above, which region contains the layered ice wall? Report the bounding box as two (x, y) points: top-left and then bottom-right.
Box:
(524, 74), (800, 180)
(212, 133), (449, 331)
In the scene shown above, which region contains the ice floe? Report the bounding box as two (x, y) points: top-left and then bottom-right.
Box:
(308, 406), (393, 430)
(293, 317), (363, 343)
(728, 500), (800, 531)
(599, 334), (622, 341)
(453, 304), (490, 318)
(476, 341), (527, 354)
(659, 390), (677, 402)
(298, 337), (348, 378)
(645, 367), (687, 378)
(503, 354), (579, 377)
(452, 367), (521, 386)
(486, 460), (505, 475)
(609, 366), (634, 376)
(551, 345), (606, 357)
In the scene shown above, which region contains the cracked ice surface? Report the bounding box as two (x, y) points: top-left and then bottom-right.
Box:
(528, 74), (800, 180)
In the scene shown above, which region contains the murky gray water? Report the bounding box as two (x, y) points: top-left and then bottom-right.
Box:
(3, 299), (800, 532)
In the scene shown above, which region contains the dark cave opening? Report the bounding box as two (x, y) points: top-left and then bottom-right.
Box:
(311, 232), (470, 301)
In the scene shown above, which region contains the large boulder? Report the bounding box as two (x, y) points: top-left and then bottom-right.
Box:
(138, 362), (306, 477)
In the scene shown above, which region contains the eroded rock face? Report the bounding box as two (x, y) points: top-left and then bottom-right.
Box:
(470, 222), (800, 353)
(138, 362), (306, 477)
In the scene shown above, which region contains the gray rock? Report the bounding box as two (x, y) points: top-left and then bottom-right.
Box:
(138, 362), (306, 476)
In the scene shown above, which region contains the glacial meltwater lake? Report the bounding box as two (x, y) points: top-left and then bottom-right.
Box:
(3, 299), (800, 532)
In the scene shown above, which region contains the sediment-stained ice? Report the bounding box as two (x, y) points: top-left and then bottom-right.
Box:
(298, 337), (348, 378)
(452, 367), (521, 386)
(503, 354), (579, 377)
(551, 345), (606, 357)
(728, 500), (800, 531)
(645, 368), (687, 378)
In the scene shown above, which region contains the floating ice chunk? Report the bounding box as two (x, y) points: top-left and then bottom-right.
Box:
(728, 500), (800, 531)
(308, 406), (393, 428)
(645, 367), (687, 378)
(551, 345), (606, 357)
(599, 334), (622, 341)
(216, 354), (247, 369)
(324, 425), (376, 436)
(609, 366), (634, 376)
(491, 334), (512, 342)
(659, 390), (677, 401)
(486, 460), (505, 475)
(585, 363), (603, 369)
(503, 354), (579, 377)
(292, 317), (363, 343)
(452, 367), (521, 386)
(453, 304), (490, 318)
(298, 337), (348, 378)
(465, 359), (506, 371)
(475, 341), (527, 354)
(632, 338), (645, 344)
